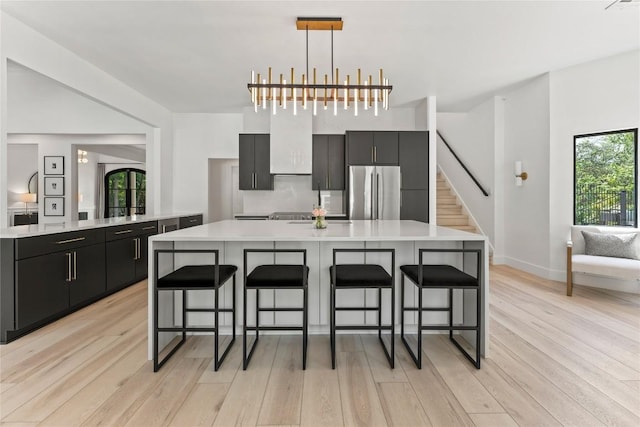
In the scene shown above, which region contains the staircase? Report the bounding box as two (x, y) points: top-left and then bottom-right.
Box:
(436, 173), (477, 233)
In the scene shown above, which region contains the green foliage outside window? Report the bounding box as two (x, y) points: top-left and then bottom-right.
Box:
(574, 130), (637, 226)
(105, 169), (146, 217)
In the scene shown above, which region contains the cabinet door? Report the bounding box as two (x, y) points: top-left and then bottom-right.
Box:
(399, 131), (429, 189)
(312, 135), (329, 190)
(400, 189), (429, 222)
(373, 131), (399, 165)
(327, 135), (345, 190)
(70, 244), (106, 307)
(239, 134), (255, 190)
(253, 134), (272, 190)
(134, 233), (154, 281)
(347, 131), (374, 165)
(106, 239), (135, 291)
(15, 252), (69, 329)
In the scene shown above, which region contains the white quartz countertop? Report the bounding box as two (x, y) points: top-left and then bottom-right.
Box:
(0, 212), (201, 239)
(150, 220), (486, 242)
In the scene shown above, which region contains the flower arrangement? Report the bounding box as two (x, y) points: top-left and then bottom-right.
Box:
(312, 206), (328, 229)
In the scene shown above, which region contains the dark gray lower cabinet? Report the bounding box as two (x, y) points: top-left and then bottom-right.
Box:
(15, 242), (106, 329)
(106, 238), (136, 291)
(70, 243), (106, 307)
(401, 189), (429, 222)
(15, 251), (69, 329)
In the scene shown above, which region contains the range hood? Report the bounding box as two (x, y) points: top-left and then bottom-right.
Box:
(270, 109), (312, 174)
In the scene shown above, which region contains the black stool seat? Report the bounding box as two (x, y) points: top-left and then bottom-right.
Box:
(158, 265), (238, 289)
(330, 264), (393, 287)
(246, 265), (309, 288)
(399, 265), (477, 287)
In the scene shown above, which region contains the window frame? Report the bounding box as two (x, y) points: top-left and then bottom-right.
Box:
(104, 167), (146, 218)
(573, 128), (638, 228)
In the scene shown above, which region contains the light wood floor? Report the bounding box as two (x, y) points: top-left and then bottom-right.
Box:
(1, 265), (639, 426)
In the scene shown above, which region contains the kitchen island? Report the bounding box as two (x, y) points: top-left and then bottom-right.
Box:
(148, 219), (489, 360)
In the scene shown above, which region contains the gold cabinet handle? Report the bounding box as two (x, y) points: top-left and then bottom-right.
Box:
(72, 251), (77, 280)
(66, 253), (72, 282)
(374, 146), (377, 163)
(142, 226), (156, 230)
(56, 237), (86, 244)
(115, 229), (133, 235)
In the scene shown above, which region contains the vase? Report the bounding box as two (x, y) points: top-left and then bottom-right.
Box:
(314, 216), (327, 229)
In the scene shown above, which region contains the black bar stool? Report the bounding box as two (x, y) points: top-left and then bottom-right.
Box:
(400, 248), (482, 369)
(330, 248), (395, 369)
(243, 249), (309, 370)
(153, 249), (237, 372)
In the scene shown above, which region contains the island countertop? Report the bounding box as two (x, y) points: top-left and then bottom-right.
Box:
(149, 219), (486, 242)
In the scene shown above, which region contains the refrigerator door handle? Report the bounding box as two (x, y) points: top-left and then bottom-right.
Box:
(377, 173), (381, 219)
(370, 173), (375, 219)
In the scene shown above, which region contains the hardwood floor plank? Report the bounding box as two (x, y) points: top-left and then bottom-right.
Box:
(257, 335), (304, 425)
(198, 336), (242, 384)
(469, 413), (519, 427)
(623, 380), (640, 392)
(492, 322), (640, 425)
(396, 339), (474, 427)
(492, 280), (640, 374)
(488, 338), (604, 426)
(300, 335), (343, 427)
(123, 357), (209, 426)
(168, 382), (230, 427)
(0, 336), (118, 420)
(420, 335), (503, 414)
(377, 382), (432, 426)
(361, 335), (407, 383)
(4, 322), (146, 423)
(491, 303), (640, 415)
(39, 336), (148, 426)
(336, 334), (363, 352)
(336, 351), (387, 426)
(212, 336), (279, 426)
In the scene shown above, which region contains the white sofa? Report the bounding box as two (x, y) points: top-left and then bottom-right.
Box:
(567, 226), (640, 296)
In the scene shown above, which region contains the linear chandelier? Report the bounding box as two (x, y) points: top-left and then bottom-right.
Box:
(248, 17), (392, 116)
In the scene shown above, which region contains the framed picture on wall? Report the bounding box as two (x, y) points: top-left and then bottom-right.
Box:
(44, 177), (64, 196)
(44, 156), (64, 175)
(44, 197), (64, 216)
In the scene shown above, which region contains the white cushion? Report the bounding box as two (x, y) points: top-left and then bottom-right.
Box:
(572, 254), (640, 281)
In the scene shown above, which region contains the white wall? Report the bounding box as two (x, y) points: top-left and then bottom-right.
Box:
(548, 50), (640, 280)
(172, 113), (243, 222)
(1, 12), (174, 227)
(438, 97), (499, 247)
(503, 75), (551, 275)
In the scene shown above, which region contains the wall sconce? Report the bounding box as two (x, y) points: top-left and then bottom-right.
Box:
(515, 161), (528, 186)
(19, 193), (37, 214)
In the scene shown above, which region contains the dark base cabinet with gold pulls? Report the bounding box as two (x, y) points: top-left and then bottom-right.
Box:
(0, 214), (202, 344)
(105, 221), (158, 292)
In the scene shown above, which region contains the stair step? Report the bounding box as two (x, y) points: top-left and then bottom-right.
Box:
(437, 208), (463, 215)
(437, 217), (470, 226)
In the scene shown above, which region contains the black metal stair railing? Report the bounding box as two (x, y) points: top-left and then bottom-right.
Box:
(436, 130), (490, 197)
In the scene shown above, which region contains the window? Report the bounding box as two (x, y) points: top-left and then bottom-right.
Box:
(574, 129), (637, 227)
(105, 168), (146, 218)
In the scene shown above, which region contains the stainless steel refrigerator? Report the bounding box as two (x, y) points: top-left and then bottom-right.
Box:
(349, 166), (401, 220)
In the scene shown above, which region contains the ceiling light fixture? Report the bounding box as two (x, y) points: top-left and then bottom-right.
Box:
(248, 17), (392, 116)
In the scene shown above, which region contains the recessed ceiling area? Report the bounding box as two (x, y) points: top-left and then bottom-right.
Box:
(1, 1), (638, 112)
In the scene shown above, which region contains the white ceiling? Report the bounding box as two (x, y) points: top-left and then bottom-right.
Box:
(2, 1), (638, 113)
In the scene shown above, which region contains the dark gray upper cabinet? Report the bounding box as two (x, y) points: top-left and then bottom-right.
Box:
(399, 131), (429, 190)
(401, 189), (429, 223)
(239, 134), (272, 190)
(312, 134), (345, 190)
(347, 131), (398, 165)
